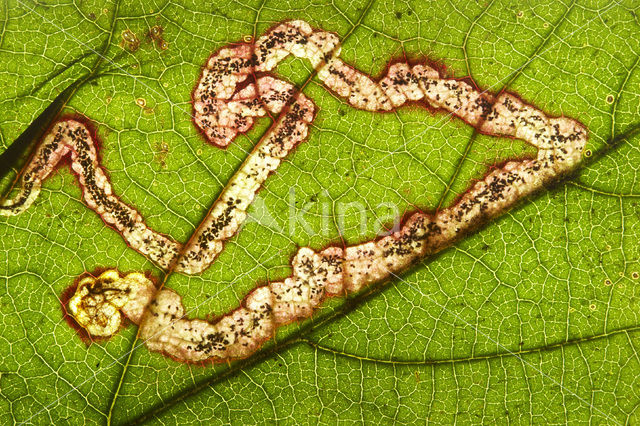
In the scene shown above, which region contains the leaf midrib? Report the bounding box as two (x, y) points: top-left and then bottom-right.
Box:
(120, 103), (640, 426)
(109, 4), (640, 424)
(3, 2), (639, 424)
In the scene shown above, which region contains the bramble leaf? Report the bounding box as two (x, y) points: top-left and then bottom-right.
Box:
(1, 0), (639, 424)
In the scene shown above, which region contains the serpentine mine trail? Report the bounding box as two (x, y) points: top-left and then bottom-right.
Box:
(2, 21), (587, 362)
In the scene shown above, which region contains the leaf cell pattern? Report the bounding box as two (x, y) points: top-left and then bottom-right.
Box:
(2, 1), (639, 423)
(45, 21), (588, 362)
(1, 21), (586, 273)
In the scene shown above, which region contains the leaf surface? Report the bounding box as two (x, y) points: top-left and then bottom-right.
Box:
(1, 0), (640, 423)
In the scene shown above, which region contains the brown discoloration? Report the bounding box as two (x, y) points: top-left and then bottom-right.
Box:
(0, 117), (181, 268)
(120, 29), (140, 52)
(143, 20), (586, 363)
(147, 25), (168, 50)
(5, 20), (588, 364)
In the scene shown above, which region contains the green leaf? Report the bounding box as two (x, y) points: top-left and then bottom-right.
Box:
(1, 0), (640, 424)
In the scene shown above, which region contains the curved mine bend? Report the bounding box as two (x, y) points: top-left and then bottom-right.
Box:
(2, 20), (586, 277)
(3, 20), (587, 362)
(0, 120), (181, 269)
